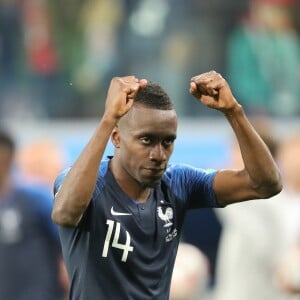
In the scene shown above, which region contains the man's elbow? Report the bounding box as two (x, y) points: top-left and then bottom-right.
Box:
(258, 175), (283, 199)
(52, 208), (79, 227)
(264, 182), (282, 198)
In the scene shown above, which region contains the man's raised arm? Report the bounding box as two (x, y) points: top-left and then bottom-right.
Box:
(52, 76), (147, 226)
(190, 71), (282, 206)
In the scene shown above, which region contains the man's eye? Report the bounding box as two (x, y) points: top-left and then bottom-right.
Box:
(141, 137), (151, 145)
(163, 139), (174, 147)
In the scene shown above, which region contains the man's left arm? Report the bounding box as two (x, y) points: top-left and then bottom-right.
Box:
(190, 71), (282, 206)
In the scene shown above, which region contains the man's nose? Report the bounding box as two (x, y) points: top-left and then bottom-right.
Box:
(149, 144), (166, 161)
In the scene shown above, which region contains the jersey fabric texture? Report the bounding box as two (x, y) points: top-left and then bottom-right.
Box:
(0, 183), (64, 300)
(55, 158), (218, 300)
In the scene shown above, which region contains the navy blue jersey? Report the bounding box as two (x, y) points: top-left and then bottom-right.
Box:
(55, 158), (218, 299)
(0, 183), (63, 300)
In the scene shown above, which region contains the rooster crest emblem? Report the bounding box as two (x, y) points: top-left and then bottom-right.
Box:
(157, 206), (173, 227)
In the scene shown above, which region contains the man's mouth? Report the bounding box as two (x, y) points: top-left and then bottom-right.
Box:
(143, 167), (165, 174)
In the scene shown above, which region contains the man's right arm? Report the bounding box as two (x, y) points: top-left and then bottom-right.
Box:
(51, 76), (147, 227)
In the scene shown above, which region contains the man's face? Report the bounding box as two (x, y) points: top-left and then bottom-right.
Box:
(112, 105), (177, 187)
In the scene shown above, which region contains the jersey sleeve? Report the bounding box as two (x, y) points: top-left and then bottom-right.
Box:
(164, 163), (219, 209)
(53, 167), (70, 197)
(53, 166), (106, 231)
(53, 160), (108, 201)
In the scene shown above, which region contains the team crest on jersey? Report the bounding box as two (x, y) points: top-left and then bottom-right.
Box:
(157, 205), (177, 242)
(157, 206), (173, 227)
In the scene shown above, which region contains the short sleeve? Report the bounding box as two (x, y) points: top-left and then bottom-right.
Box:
(164, 163), (219, 209)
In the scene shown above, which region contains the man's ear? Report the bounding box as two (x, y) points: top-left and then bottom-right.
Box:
(111, 126), (120, 148)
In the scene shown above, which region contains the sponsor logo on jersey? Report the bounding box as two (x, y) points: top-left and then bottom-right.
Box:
(111, 206), (132, 216)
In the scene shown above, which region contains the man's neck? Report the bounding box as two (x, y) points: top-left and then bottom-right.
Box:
(109, 159), (151, 203)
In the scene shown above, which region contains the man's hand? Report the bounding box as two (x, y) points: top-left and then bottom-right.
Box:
(104, 76), (147, 121)
(190, 70), (239, 113)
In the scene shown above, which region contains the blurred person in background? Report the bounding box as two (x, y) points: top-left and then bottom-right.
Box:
(0, 129), (66, 300)
(19, 0), (68, 119)
(170, 242), (210, 300)
(52, 71), (281, 299)
(275, 135), (300, 298)
(15, 138), (70, 297)
(213, 117), (298, 300)
(16, 139), (68, 190)
(71, 0), (124, 116)
(226, 0), (300, 117)
(0, 0), (23, 119)
(277, 244), (300, 297)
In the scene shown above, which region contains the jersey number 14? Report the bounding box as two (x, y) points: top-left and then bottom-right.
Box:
(102, 219), (134, 262)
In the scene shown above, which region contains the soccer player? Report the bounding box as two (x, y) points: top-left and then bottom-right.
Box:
(52, 71), (282, 299)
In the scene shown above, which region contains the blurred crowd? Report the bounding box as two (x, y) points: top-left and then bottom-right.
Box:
(1, 0), (300, 120)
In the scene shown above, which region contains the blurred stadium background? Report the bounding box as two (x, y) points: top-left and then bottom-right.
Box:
(1, 0), (300, 161)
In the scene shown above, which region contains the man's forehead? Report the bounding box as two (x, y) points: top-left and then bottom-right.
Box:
(119, 106), (177, 134)
(122, 105), (176, 122)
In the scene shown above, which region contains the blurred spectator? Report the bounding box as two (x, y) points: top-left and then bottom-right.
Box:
(75, 0), (124, 91)
(213, 116), (294, 300)
(276, 243), (300, 296)
(16, 139), (68, 189)
(181, 208), (222, 289)
(226, 0), (300, 117)
(0, 0), (23, 119)
(170, 242), (210, 300)
(67, 0), (125, 117)
(275, 135), (300, 297)
(15, 138), (70, 296)
(19, 0), (70, 118)
(0, 129), (67, 299)
(21, 0), (59, 78)
(116, 0), (171, 87)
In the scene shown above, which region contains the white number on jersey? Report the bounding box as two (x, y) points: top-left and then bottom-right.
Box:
(102, 219), (134, 262)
